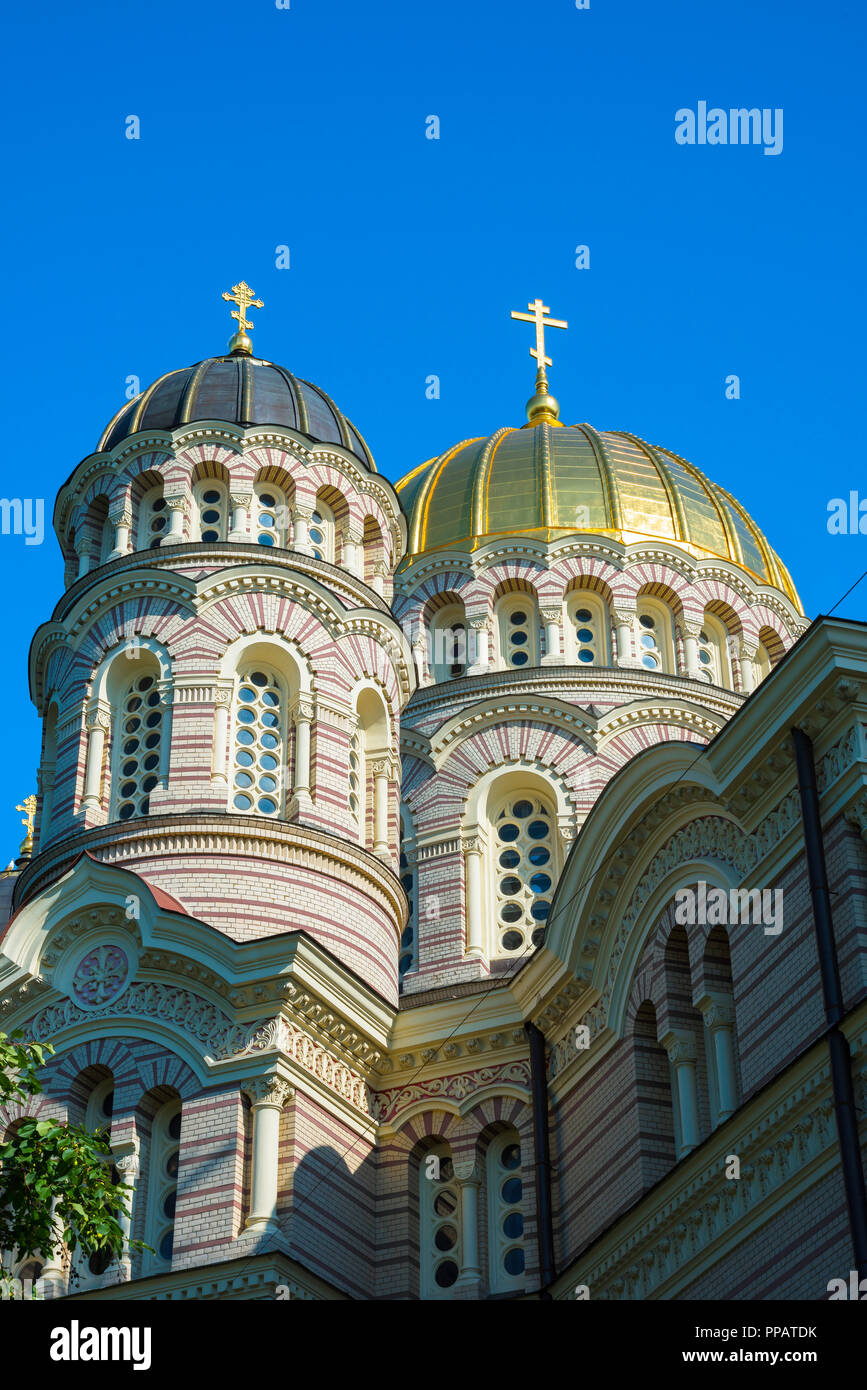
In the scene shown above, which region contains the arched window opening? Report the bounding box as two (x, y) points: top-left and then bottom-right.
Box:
(420, 1143), (461, 1298)
(351, 687), (391, 850)
(487, 1132), (525, 1292)
(144, 1102), (181, 1274)
(310, 501), (335, 562)
(700, 926), (741, 1127)
(348, 721), (363, 832)
(113, 667), (166, 822)
(497, 597), (539, 669)
(490, 792), (556, 958)
(634, 599), (675, 674)
(697, 615), (731, 687)
(565, 592), (610, 666)
(194, 481), (229, 542)
(755, 643), (772, 681)
(137, 485), (167, 551)
(431, 603), (467, 682)
(253, 482), (288, 549)
(399, 824), (417, 981)
(231, 667), (286, 817)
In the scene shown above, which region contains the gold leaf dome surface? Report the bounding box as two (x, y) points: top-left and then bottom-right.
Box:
(396, 421), (801, 610)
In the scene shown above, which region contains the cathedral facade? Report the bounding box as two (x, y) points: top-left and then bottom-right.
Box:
(1, 291), (865, 1300)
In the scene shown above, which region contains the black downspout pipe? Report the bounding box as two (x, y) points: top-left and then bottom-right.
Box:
(525, 1021), (556, 1296)
(791, 725), (867, 1280)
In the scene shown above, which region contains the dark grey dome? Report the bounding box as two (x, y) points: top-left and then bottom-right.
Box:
(98, 355), (375, 469)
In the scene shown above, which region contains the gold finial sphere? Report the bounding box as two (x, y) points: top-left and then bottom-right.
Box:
(525, 376), (562, 426)
(228, 329), (254, 357)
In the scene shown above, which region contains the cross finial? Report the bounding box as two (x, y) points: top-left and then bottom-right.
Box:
(222, 280), (264, 356)
(510, 298), (568, 425)
(15, 793), (37, 859)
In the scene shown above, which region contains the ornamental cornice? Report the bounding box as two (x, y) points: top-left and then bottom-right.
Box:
(372, 1059), (531, 1126)
(246, 1016), (372, 1114)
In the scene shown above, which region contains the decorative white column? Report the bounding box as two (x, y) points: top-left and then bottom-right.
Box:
(37, 1199), (67, 1298)
(453, 1161), (482, 1293)
(343, 526), (365, 578)
(467, 618), (490, 675)
(293, 508), (314, 556)
(76, 540), (93, 578)
(614, 609), (636, 667)
(112, 1147), (140, 1281)
(211, 685), (232, 784)
(681, 622), (703, 679)
(164, 495), (187, 543)
(739, 641), (757, 694)
(372, 758), (391, 857)
(697, 994), (739, 1123)
(108, 505), (133, 561)
(412, 633), (430, 687)
(661, 1030), (701, 1156)
(243, 1078), (293, 1235)
(541, 608), (562, 665)
(371, 560), (388, 598)
(463, 836), (485, 958)
(228, 493), (252, 543)
(291, 698), (314, 808)
(82, 701), (111, 810)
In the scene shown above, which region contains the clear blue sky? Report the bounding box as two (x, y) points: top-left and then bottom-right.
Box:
(1, 0), (864, 856)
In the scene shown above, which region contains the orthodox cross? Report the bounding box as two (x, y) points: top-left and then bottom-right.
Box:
(222, 281), (264, 336)
(510, 298), (568, 374)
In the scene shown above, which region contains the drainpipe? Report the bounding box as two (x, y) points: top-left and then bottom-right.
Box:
(525, 1021), (556, 1296)
(792, 726), (867, 1279)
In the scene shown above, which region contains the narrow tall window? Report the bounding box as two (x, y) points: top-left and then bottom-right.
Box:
(431, 605), (467, 681)
(487, 1133), (525, 1292)
(195, 483), (229, 542)
(231, 668), (285, 816)
(138, 487), (167, 550)
(254, 484), (288, 548)
(635, 601), (675, 673)
(697, 616), (731, 687)
(499, 601), (538, 668)
(566, 593), (609, 665)
(146, 1104), (181, 1272)
(399, 845), (417, 980)
(114, 673), (164, 821)
(309, 503), (334, 562)
(348, 723), (363, 832)
(420, 1145), (461, 1297)
(491, 794), (555, 957)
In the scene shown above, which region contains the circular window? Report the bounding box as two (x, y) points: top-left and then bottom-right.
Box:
(510, 611), (527, 626)
(501, 929), (524, 951)
(642, 654), (658, 670)
(499, 875), (522, 896)
(527, 820), (548, 840)
(233, 793), (252, 810)
(500, 902), (522, 923)
(502, 1177), (523, 1204)
(575, 608), (592, 622)
(499, 849), (520, 869)
(528, 846), (550, 866)
(202, 508), (221, 524)
(639, 614), (655, 629)
(529, 872), (552, 893)
(159, 1231), (174, 1263)
(434, 1225), (457, 1251)
(166, 1151), (179, 1178)
(512, 651), (528, 665)
(203, 490), (220, 504)
(504, 1247), (525, 1276)
(258, 533), (275, 546)
(168, 1113), (182, 1141)
(201, 530), (219, 543)
(434, 1260), (459, 1288)
(578, 650), (594, 663)
(576, 627), (594, 642)
(501, 1143), (521, 1170)
(498, 823), (519, 843)
(434, 1190), (457, 1218)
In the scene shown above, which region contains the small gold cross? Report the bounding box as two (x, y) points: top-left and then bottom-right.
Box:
(222, 280), (264, 336)
(510, 298), (568, 373)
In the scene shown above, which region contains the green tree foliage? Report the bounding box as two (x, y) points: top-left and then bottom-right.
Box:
(0, 1030), (147, 1284)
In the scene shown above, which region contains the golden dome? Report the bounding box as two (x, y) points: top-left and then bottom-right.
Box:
(396, 422), (801, 610)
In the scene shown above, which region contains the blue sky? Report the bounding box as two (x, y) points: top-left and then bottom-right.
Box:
(0, 0), (864, 854)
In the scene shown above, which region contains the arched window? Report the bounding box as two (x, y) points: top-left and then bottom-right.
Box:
(253, 483), (288, 549)
(431, 604), (467, 682)
(697, 615), (731, 687)
(85, 1077), (115, 1136)
(348, 721), (363, 833)
(230, 667), (286, 817)
(487, 1132), (525, 1292)
(419, 1144), (461, 1298)
(194, 481), (229, 542)
(755, 642), (772, 682)
(490, 791), (556, 958)
(497, 597), (539, 669)
(350, 687), (391, 849)
(144, 1103), (181, 1274)
(137, 485), (168, 550)
(565, 592), (610, 665)
(634, 600), (675, 674)
(112, 668), (165, 821)
(399, 826), (417, 982)
(74, 1077), (117, 1287)
(309, 502), (334, 562)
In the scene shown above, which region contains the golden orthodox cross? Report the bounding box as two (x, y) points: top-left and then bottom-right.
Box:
(510, 298), (568, 373)
(222, 281), (264, 335)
